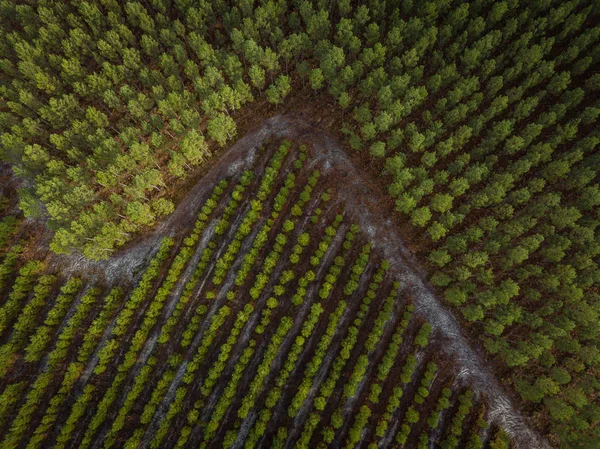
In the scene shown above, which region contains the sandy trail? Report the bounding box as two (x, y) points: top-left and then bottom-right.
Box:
(300, 117), (548, 449)
(46, 114), (547, 449)
(222, 114), (547, 449)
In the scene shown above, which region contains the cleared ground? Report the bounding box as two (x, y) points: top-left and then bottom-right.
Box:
(0, 116), (545, 449)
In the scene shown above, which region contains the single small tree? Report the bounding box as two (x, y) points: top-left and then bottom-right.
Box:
(207, 112), (236, 146)
(249, 64), (266, 93)
(309, 68), (324, 95)
(411, 206), (432, 227)
(369, 141), (386, 158)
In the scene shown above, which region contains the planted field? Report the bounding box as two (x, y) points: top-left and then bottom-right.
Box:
(0, 124), (536, 449)
(1, 1), (599, 447)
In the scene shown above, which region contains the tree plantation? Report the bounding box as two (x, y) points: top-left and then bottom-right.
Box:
(0, 1), (598, 448)
(0, 137), (513, 449)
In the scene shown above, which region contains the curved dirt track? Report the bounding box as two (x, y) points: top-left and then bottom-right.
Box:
(265, 114), (550, 449)
(56, 113), (549, 449)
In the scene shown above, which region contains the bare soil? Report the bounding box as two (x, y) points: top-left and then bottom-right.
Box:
(17, 113), (549, 449)
(183, 114), (549, 449)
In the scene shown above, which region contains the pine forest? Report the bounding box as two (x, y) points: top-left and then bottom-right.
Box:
(0, 1), (598, 448)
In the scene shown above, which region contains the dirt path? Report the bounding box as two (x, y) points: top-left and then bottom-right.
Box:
(48, 114), (548, 449)
(50, 138), (260, 284)
(212, 114), (548, 449)
(296, 117), (549, 449)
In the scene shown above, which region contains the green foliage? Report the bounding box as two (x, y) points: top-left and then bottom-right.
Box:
(207, 113), (237, 147)
(345, 405), (371, 448)
(377, 305), (413, 381)
(0, 260), (44, 337)
(343, 242), (370, 296)
(415, 323), (433, 347)
(440, 390), (475, 449)
(309, 68), (324, 91)
(24, 277), (82, 362)
(266, 75), (291, 105)
(411, 206), (432, 227)
(0, 1), (597, 447)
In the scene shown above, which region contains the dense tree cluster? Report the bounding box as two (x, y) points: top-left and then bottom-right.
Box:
(0, 0), (598, 446)
(0, 0), (253, 258)
(0, 140), (502, 449)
